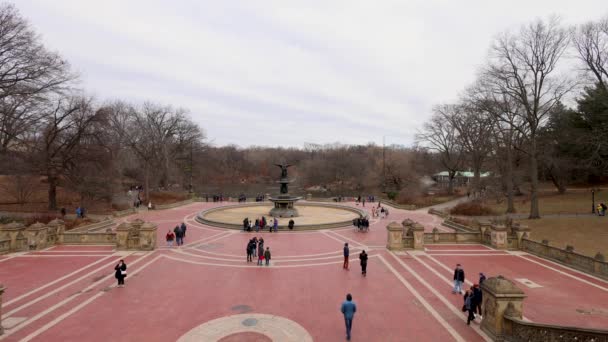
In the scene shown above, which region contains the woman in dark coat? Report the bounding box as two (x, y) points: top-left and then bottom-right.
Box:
(115, 259), (127, 287)
(359, 250), (368, 276)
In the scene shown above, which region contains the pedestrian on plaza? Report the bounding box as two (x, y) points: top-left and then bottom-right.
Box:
(60, 207), (66, 218)
(479, 272), (486, 285)
(114, 259), (127, 287)
(340, 293), (357, 340)
(453, 264), (465, 294)
(472, 283), (483, 318)
(264, 247), (271, 266)
(76, 206), (82, 218)
(249, 220), (253, 232)
(343, 243), (350, 270)
(463, 289), (475, 325)
(243, 218), (249, 231)
(180, 222), (187, 238)
(258, 244), (264, 266)
(359, 250), (368, 276)
(255, 218), (260, 232)
(273, 218), (278, 232)
(174, 225), (183, 246)
(246, 240), (253, 262)
(269, 218), (273, 232)
(166, 230), (175, 247)
(253, 237), (258, 257)
(288, 219), (295, 230)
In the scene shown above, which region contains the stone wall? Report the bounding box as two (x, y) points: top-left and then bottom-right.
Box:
(505, 316), (608, 341)
(521, 239), (608, 280)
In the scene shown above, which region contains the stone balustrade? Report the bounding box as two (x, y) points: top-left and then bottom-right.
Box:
(0, 284), (4, 335)
(480, 275), (608, 341)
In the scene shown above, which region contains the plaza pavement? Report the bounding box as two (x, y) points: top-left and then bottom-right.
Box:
(0, 201), (607, 341)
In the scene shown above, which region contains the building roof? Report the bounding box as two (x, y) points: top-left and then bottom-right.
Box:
(434, 171), (491, 178)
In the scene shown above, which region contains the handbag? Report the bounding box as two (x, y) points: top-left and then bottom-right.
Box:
(121, 270), (127, 276)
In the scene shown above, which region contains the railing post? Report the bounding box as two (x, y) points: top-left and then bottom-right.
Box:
(490, 224), (509, 250)
(386, 222), (404, 250)
(511, 224), (531, 250)
(480, 275), (527, 340)
(115, 222), (130, 250)
(411, 223), (425, 250)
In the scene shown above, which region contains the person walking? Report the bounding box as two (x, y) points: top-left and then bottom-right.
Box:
(472, 283), (483, 318)
(114, 259), (127, 287)
(288, 219), (294, 230)
(273, 218), (278, 232)
(343, 243), (350, 270)
(252, 237), (258, 257)
(463, 289), (476, 325)
(166, 230), (175, 247)
(258, 244), (264, 266)
(180, 222), (187, 239)
(479, 272), (486, 285)
(453, 264), (465, 294)
(340, 293), (357, 340)
(264, 247), (271, 266)
(359, 250), (368, 276)
(246, 240), (253, 262)
(173, 225), (183, 246)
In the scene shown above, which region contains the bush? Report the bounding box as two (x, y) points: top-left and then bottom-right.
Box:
(450, 202), (496, 216)
(149, 191), (189, 205)
(24, 214), (60, 226)
(387, 191), (398, 201)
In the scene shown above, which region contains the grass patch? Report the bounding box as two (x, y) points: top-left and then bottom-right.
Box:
(149, 191), (189, 205)
(518, 216), (608, 258)
(488, 190), (606, 215)
(450, 202), (496, 216)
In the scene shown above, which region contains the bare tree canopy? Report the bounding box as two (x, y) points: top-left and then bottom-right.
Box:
(573, 15), (608, 91)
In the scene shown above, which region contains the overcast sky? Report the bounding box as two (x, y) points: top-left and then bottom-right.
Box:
(17, 0), (607, 147)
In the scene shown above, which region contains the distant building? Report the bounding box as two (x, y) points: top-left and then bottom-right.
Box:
(432, 171), (491, 187)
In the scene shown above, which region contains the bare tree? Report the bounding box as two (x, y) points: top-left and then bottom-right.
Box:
(484, 17), (574, 218)
(0, 3), (74, 154)
(417, 106), (463, 195)
(32, 95), (103, 210)
(573, 16), (608, 91)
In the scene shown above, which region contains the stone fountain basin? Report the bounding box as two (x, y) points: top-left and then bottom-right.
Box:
(197, 202), (366, 230)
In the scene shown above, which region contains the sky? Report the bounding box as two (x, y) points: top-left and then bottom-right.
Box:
(16, 0), (608, 148)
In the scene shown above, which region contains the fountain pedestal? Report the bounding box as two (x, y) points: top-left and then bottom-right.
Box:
(268, 174), (301, 218)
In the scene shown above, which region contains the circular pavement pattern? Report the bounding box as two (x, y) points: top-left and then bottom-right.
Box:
(177, 313), (314, 342)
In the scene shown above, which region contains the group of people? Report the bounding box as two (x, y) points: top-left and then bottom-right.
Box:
(127, 185), (145, 208)
(370, 205), (388, 219)
(246, 237), (271, 265)
(453, 264), (487, 325)
(352, 216), (370, 232)
(206, 194), (225, 202)
(166, 222), (187, 247)
(243, 216), (293, 232)
(597, 203), (607, 216)
(75, 206), (86, 218)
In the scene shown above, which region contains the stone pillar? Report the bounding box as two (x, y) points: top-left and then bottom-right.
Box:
(479, 221), (491, 235)
(0, 284), (4, 335)
(490, 224), (509, 250)
(480, 275), (526, 340)
(411, 223), (425, 250)
(432, 227), (440, 243)
(386, 222), (404, 250)
(138, 222), (158, 250)
(0, 222), (26, 252)
(25, 222), (49, 250)
(511, 224), (531, 249)
(47, 219), (65, 245)
(115, 222), (130, 250)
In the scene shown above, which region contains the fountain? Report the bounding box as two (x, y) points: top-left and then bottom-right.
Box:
(268, 163), (302, 217)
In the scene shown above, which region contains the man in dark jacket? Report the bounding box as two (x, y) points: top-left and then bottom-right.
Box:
(472, 284), (483, 317)
(452, 264), (465, 294)
(343, 243), (350, 270)
(359, 250), (368, 276)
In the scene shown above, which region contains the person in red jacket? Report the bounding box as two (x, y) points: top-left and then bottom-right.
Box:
(166, 230), (175, 247)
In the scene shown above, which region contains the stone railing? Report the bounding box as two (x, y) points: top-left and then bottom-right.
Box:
(61, 232), (116, 245)
(480, 275), (608, 341)
(504, 316), (608, 341)
(112, 208), (137, 217)
(521, 238), (608, 280)
(0, 238), (10, 254)
(428, 208), (449, 218)
(424, 230), (482, 244)
(378, 199), (417, 210)
(69, 219), (115, 233)
(154, 199), (194, 210)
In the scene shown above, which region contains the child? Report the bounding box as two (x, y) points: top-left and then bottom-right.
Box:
(264, 247), (271, 266)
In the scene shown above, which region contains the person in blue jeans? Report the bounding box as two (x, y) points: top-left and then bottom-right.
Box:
(340, 293), (357, 340)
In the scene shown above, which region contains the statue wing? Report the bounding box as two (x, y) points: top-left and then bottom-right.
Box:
(274, 164), (283, 168)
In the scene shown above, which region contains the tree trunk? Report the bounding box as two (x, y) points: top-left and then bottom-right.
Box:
(505, 145), (516, 213)
(144, 161), (150, 203)
(48, 175), (58, 211)
(447, 171), (456, 195)
(528, 140), (540, 219)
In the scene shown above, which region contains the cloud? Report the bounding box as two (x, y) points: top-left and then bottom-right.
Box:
(17, 0), (607, 147)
